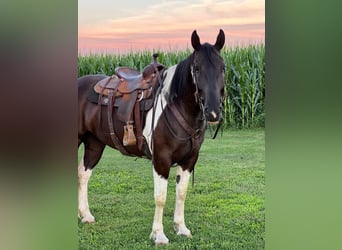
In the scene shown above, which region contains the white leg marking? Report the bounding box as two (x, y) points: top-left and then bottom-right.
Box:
(78, 159), (95, 223)
(150, 169), (169, 245)
(174, 166), (192, 237)
(143, 65), (177, 153)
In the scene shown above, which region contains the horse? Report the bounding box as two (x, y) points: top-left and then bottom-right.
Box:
(78, 29), (226, 245)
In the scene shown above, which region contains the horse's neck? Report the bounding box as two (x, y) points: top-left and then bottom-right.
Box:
(174, 89), (203, 128)
(164, 63), (204, 127)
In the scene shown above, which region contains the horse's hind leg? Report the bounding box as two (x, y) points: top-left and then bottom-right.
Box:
(78, 135), (105, 223)
(78, 159), (95, 223)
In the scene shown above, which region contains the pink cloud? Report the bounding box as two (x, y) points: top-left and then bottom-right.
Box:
(78, 0), (264, 54)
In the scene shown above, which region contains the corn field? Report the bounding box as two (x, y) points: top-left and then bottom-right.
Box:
(78, 45), (265, 128)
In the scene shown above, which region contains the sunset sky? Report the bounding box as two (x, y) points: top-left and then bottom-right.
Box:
(78, 0), (264, 54)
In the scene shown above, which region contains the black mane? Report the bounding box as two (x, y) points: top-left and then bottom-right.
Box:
(167, 54), (194, 103)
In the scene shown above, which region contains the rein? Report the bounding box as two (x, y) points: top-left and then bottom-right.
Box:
(208, 121), (222, 139)
(160, 98), (205, 189)
(162, 101), (205, 143)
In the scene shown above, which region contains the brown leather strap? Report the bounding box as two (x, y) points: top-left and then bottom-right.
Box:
(95, 77), (111, 108)
(169, 104), (201, 138)
(107, 89), (130, 155)
(134, 100), (143, 151)
(163, 104), (205, 163)
(97, 77), (113, 128)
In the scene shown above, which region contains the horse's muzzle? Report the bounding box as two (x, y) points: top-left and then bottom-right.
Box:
(205, 108), (222, 124)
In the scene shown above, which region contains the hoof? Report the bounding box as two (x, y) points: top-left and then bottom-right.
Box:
(81, 217), (95, 223)
(150, 232), (169, 245)
(78, 210), (95, 223)
(80, 214), (95, 223)
(174, 224), (192, 238)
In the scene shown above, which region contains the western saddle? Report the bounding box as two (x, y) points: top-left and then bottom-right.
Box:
(93, 54), (165, 156)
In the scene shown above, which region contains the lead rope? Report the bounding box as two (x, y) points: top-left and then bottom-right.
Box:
(208, 120), (223, 139)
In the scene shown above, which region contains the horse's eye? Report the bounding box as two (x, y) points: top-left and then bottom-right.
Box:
(222, 65), (226, 73)
(193, 66), (199, 74)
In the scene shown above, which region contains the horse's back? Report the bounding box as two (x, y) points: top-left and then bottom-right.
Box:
(78, 74), (106, 120)
(78, 74), (106, 96)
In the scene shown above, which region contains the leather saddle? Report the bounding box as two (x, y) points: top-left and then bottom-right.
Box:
(94, 64), (156, 95)
(92, 54), (165, 152)
(94, 62), (162, 121)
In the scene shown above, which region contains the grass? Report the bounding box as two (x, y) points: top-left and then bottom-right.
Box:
(78, 129), (265, 249)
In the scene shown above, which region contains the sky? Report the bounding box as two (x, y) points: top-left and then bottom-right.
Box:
(78, 0), (264, 54)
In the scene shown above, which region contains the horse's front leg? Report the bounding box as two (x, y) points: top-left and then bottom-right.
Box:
(150, 168), (169, 245)
(174, 165), (192, 237)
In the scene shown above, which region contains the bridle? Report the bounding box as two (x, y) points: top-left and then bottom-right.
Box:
(190, 54), (225, 140)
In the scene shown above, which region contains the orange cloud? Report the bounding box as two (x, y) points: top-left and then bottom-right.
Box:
(78, 0), (264, 54)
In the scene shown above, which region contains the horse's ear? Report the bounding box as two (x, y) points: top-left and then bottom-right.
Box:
(214, 29), (225, 51)
(191, 30), (201, 51)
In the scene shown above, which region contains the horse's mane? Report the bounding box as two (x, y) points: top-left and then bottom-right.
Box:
(167, 54), (194, 103)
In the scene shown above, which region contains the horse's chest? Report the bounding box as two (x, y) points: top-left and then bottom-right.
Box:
(142, 65), (177, 154)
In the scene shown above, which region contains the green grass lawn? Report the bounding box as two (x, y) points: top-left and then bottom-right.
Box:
(78, 129), (265, 249)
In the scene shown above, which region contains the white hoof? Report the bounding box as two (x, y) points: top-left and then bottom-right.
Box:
(150, 231), (169, 245)
(81, 216), (95, 223)
(79, 212), (95, 223)
(174, 224), (192, 238)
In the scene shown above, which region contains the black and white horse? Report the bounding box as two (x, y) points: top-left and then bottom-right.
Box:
(78, 29), (226, 244)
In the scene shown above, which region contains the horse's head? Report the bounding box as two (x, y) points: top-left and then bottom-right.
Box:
(191, 29), (226, 124)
